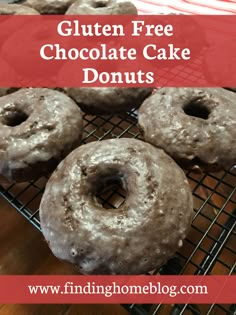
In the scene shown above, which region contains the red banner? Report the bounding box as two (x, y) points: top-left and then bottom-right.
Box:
(0, 275), (235, 304)
(0, 15), (236, 87)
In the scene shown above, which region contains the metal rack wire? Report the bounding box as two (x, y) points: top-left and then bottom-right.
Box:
(0, 105), (235, 314)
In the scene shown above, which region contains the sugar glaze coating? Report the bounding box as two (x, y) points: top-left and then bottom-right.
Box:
(40, 138), (193, 275)
(138, 88), (236, 172)
(0, 88), (83, 182)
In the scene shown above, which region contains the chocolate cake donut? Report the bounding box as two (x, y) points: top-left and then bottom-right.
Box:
(138, 88), (236, 172)
(65, 87), (153, 115)
(64, 0), (145, 115)
(24, 0), (77, 14)
(66, 0), (137, 15)
(39, 138), (193, 275)
(0, 88), (83, 183)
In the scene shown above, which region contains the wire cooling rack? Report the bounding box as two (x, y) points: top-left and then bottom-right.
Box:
(0, 105), (236, 315)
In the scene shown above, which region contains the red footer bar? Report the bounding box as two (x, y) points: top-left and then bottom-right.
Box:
(0, 275), (235, 304)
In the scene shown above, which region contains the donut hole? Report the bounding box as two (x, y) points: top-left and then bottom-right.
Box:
(3, 109), (28, 127)
(183, 100), (210, 120)
(95, 174), (127, 209)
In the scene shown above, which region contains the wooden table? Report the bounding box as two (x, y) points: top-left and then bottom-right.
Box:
(0, 196), (128, 315)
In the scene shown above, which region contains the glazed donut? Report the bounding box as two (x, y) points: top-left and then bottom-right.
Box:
(39, 138), (193, 275)
(138, 88), (236, 172)
(0, 88), (83, 183)
(65, 87), (153, 115)
(24, 0), (77, 14)
(66, 0), (137, 15)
